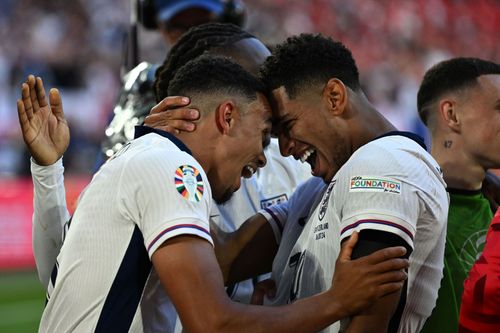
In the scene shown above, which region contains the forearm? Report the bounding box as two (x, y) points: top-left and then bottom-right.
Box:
(31, 157), (70, 288)
(344, 289), (402, 333)
(216, 213), (278, 284)
(211, 290), (344, 333)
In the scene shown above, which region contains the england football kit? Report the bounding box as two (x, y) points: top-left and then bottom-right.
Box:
(264, 133), (449, 333)
(40, 128), (213, 332)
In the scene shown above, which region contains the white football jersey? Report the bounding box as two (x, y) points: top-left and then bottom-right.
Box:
(39, 131), (213, 333)
(264, 134), (448, 333)
(33, 136), (310, 332)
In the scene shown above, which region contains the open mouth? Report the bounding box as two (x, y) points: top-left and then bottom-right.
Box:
(241, 164), (256, 179)
(299, 147), (317, 171)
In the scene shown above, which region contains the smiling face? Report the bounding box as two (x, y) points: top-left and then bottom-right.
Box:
(210, 93), (272, 203)
(271, 86), (352, 183)
(458, 74), (500, 169)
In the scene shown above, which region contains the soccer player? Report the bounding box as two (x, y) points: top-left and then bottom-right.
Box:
(416, 57), (500, 333)
(30, 24), (311, 308)
(19, 56), (409, 332)
(253, 34), (449, 332)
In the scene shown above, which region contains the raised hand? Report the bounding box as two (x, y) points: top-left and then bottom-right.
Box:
(329, 232), (408, 317)
(17, 75), (70, 166)
(144, 96), (199, 134)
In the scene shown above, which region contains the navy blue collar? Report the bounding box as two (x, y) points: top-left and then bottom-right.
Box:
(372, 131), (427, 151)
(134, 126), (192, 155)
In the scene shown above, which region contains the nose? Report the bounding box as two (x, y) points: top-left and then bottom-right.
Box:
(257, 151), (267, 169)
(278, 133), (295, 157)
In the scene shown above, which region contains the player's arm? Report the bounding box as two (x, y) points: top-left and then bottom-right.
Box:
(343, 230), (412, 333)
(213, 211), (279, 284)
(17, 75), (71, 288)
(152, 232), (409, 333)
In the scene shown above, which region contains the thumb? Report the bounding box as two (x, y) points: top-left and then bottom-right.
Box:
(338, 231), (358, 262)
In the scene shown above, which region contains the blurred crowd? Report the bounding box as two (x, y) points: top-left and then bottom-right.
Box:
(1, 0), (499, 176)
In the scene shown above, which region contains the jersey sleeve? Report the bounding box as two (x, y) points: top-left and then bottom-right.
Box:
(335, 148), (429, 249)
(31, 157), (71, 289)
(259, 200), (289, 245)
(120, 149), (213, 258)
(259, 177), (326, 244)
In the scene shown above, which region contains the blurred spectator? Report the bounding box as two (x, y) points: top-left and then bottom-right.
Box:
(1, 0), (499, 176)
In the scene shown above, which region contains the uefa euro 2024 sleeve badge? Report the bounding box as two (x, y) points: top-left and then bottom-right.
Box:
(175, 165), (204, 202)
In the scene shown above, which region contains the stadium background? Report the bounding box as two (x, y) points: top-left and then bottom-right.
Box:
(0, 0), (498, 331)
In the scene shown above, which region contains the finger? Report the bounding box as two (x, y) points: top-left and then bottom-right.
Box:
(250, 279), (276, 305)
(144, 114), (196, 132)
(250, 288), (266, 305)
(168, 106), (200, 121)
(374, 269), (407, 285)
(150, 96), (190, 114)
(27, 75), (40, 111)
(372, 258), (409, 274)
(376, 281), (405, 298)
(35, 77), (48, 108)
(21, 83), (34, 120)
(338, 231), (358, 261)
(17, 99), (30, 133)
(365, 246), (407, 265)
(49, 88), (65, 120)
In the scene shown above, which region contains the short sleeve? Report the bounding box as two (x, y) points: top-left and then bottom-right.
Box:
(335, 146), (430, 249)
(120, 149), (213, 258)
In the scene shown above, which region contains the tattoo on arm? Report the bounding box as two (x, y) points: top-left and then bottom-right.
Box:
(444, 140), (452, 148)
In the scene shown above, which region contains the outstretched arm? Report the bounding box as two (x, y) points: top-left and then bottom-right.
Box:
(17, 75), (71, 288)
(153, 232), (409, 333)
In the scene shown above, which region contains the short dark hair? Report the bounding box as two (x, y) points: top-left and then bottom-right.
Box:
(167, 54), (265, 103)
(155, 22), (255, 102)
(417, 57), (500, 125)
(259, 34), (360, 99)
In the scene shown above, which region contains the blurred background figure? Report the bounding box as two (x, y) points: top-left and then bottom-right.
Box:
(0, 0), (499, 331)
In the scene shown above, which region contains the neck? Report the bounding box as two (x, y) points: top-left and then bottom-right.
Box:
(431, 134), (485, 190)
(175, 130), (217, 176)
(348, 92), (398, 152)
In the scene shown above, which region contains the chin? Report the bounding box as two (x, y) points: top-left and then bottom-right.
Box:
(214, 189), (234, 205)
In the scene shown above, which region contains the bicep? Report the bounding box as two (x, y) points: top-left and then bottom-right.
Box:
(343, 230), (410, 333)
(152, 235), (231, 332)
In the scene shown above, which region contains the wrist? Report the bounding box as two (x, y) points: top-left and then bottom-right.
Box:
(324, 290), (348, 323)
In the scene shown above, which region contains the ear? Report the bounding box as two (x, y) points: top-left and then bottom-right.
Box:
(438, 99), (460, 133)
(215, 100), (238, 134)
(323, 78), (347, 116)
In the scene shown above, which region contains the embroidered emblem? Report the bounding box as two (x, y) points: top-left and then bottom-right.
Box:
(175, 165), (204, 202)
(349, 176), (401, 194)
(318, 180), (336, 221)
(260, 194), (288, 209)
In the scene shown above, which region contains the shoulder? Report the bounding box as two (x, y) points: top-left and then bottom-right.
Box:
(121, 134), (206, 182)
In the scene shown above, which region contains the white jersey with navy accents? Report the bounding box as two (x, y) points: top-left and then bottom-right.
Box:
(217, 138), (311, 303)
(260, 176), (327, 287)
(39, 128), (213, 333)
(263, 133), (448, 333)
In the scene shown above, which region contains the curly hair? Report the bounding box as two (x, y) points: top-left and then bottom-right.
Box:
(167, 54), (265, 103)
(155, 22), (255, 102)
(259, 33), (360, 99)
(417, 57), (500, 125)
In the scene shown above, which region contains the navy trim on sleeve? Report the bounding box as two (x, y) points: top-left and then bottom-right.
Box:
(134, 125), (192, 155)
